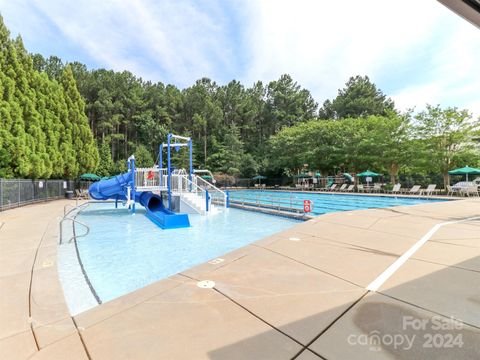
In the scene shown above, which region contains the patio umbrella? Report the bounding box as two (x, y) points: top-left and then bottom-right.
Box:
(356, 170), (381, 177)
(201, 175), (212, 180)
(356, 170), (381, 186)
(79, 173), (101, 181)
(448, 166), (480, 182)
(252, 175), (267, 185)
(315, 171), (321, 177)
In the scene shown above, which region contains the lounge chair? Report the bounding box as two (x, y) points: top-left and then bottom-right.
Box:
(337, 184), (348, 192)
(422, 184), (439, 196)
(345, 184), (355, 192)
(372, 183), (382, 193)
(81, 189), (90, 199)
(328, 184), (337, 192)
(356, 184), (365, 193)
(387, 184), (401, 194)
(446, 185), (459, 196)
(319, 183), (333, 191)
(407, 185), (422, 195)
(75, 189), (82, 199)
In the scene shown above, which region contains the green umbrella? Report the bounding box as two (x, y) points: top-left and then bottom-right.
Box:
(201, 175), (212, 180)
(252, 175), (267, 180)
(315, 171), (321, 177)
(356, 170), (381, 185)
(448, 166), (480, 182)
(343, 173), (353, 181)
(252, 175), (267, 185)
(356, 170), (381, 177)
(79, 173), (101, 181)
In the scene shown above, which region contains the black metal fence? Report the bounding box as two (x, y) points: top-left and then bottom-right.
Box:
(0, 179), (76, 211)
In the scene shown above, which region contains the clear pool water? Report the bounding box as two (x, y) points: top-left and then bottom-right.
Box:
(72, 203), (300, 303)
(229, 190), (445, 216)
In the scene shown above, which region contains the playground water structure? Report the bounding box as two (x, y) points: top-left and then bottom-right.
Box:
(88, 133), (229, 229)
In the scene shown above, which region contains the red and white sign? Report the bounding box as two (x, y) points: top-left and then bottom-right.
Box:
(303, 200), (312, 213)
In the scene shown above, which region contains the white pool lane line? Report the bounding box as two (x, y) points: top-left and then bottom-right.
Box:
(367, 216), (480, 292)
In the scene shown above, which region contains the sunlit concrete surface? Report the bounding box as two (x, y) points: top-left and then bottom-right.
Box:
(0, 197), (479, 359)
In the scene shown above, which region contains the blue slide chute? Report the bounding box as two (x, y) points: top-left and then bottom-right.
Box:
(88, 172), (190, 229)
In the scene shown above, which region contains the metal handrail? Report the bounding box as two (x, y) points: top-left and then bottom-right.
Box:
(60, 217), (90, 244)
(63, 203), (75, 216)
(229, 193), (308, 213)
(171, 174), (211, 213)
(194, 175), (227, 206)
(59, 203), (90, 245)
(172, 174), (207, 195)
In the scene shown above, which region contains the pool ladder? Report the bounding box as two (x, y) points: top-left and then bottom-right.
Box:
(59, 203), (90, 245)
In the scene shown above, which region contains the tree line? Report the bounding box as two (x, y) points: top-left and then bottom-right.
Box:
(1, 15), (478, 185)
(269, 107), (479, 187)
(32, 57), (320, 178)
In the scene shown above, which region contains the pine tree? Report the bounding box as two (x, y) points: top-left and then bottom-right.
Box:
(0, 16), (99, 179)
(15, 36), (51, 178)
(60, 65), (99, 176)
(1, 19), (32, 177)
(0, 16), (14, 177)
(96, 139), (114, 176)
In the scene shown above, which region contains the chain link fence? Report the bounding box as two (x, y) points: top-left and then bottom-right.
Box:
(0, 179), (76, 211)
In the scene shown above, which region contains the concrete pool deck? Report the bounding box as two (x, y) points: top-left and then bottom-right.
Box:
(0, 197), (479, 359)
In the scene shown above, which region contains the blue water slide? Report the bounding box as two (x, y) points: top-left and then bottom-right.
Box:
(88, 172), (190, 229)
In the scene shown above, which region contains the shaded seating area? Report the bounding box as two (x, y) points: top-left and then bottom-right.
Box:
(275, 165), (480, 197)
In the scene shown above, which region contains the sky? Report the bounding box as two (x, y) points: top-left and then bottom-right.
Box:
(1, 0), (479, 116)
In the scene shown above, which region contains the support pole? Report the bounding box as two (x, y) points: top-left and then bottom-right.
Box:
(189, 139), (193, 191)
(167, 134), (172, 210)
(205, 190), (209, 212)
(130, 156), (136, 213)
(188, 139), (193, 182)
(159, 143), (163, 190)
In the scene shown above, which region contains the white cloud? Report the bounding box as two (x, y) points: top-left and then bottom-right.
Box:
(26, 0), (236, 86)
(241, 0), (480, 112)
(1, 0), (479, 115)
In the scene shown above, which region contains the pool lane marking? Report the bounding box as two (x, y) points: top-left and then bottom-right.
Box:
(366, 216), (480, 292)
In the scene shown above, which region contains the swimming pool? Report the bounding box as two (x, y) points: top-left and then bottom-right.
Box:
(229, 190), (445, 216)
(58, 192), (445, 314)
(58, 203), (299, 312)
